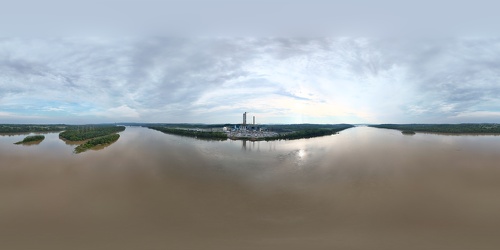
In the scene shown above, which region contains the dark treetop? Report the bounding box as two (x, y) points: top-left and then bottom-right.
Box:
(74, 134), (120, 154)
(60, 125), (125, 141)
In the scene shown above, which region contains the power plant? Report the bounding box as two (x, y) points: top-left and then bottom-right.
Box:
(224, 112), (278, 139)
(242, 112), (247, 130)
(218, 112), (280, 139)
(241, 112), (254, 131)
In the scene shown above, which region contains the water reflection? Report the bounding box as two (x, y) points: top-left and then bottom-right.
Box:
(239, 140), (262, 152)
(297, 149), (306, 159)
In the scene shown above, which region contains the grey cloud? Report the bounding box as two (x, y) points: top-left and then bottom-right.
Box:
(1, 37), (500, 123)
(124, 38), (258, 110)
(401, 39), (500, 117)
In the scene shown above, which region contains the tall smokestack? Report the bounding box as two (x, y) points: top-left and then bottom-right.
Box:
(253, 116), (255, 125)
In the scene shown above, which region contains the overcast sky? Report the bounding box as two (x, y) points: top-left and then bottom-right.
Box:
(1, 1), (500, 124)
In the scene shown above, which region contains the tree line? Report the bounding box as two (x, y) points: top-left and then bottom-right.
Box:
(74, 134), (120, 153)
(148, 127), (228, 140)
(265, 124), (354, 133)
(0, 124), (67, 133)
(60, 125), (126, 141)
(369, 124), (500, 134)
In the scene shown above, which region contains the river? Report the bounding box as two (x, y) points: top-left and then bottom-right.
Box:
(1, 126), (500, 249)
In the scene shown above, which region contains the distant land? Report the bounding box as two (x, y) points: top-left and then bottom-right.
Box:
(3, 123), (500, 151)
(369, 124), (500, 134)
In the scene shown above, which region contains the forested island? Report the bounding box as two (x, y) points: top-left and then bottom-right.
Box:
(369, 124), (500, 134)
(0, 124), (67, 133)
(148, 127), (228, 140)
(60, 125), (126, 141)
(57, 125), (125, 153)
(74, 134), (120, 154)
(14, 135), (45, 145)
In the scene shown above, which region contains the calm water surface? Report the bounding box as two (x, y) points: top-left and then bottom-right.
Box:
(1, 126), (500, 250)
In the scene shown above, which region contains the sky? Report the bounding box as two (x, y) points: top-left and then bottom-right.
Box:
(1, 1), (500, 124)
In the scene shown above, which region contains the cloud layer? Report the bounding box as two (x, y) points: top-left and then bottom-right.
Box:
(1, 37), (500, 124)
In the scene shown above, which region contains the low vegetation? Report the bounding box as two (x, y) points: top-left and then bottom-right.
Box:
(74, 134), (120, 154)
(14, 135), (45, 145)
(60, 125), (125, 141)
(370, 124), (500, 134)
(148, 127), (228, 140)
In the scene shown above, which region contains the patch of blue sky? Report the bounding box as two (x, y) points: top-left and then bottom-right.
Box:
(274, 89), (312, 101)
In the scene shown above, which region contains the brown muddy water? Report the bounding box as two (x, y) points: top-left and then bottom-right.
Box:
(1, 126), (500, 250)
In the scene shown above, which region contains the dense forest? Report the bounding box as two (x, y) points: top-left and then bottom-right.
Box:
(265, 124), (354, 133)
(74, 134), (120, 154)
(120, 123), (237, 129)
(148, 127), (228, 140)
(60, 125), (126, 141)
(0, 124), (67, 133)
(14, 135), (45, 145)
(263, 124), (355, 141)
(369, 124), (500, 134)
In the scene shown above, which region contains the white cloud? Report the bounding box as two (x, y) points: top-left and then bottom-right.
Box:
(1, 37), (500, 124)
(97, 105), (141, 119)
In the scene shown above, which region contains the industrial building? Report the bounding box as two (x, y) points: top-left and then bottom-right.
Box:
(226, 112), (278, 139)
